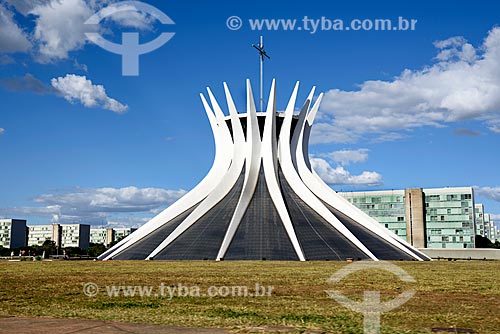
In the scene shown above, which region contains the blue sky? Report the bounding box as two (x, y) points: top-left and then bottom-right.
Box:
(1, 0), (500, 228)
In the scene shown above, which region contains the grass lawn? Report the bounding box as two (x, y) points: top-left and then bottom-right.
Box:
(0, 260), (499, 333)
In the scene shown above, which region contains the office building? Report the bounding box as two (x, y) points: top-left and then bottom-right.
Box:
(113, 228), (136, 242)
(28, 223), (90, 249)
(475, 204), (486, 237)
(90, 227), (136, 246)
(488, 220), (498, 242)
(0, 219), (27, 249)
(28, 224), (59, 247)
(424, 187), (475, 248)
(338, 190), (407, 239)
(341, 187), (476, 248)
(484, 213), (494, 240)
(60, 224), (90, 249)
(90, 228), (108, 245)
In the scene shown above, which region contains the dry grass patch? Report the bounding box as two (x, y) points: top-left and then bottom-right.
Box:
(0, 261), (498, 333)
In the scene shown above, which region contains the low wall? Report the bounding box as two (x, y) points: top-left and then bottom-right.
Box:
(420, 248), (500, 260)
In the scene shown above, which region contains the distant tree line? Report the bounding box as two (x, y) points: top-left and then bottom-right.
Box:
(3, 235), (495, 258)
(0, 238), (119, 258)
(475, 235), (500, 249)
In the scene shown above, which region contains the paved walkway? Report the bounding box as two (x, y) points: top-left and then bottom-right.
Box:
(0, 316), (232, 334)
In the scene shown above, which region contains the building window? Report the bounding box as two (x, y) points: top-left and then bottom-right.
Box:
(397, 217), (404, 222)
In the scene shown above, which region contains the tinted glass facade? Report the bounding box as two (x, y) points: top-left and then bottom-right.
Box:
(341, 191), (407, 239)
(425, 189), (475, 248)
(340, 187), (476, 248)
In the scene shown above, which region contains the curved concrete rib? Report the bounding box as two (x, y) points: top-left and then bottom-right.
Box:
(291, 86), (315, 172)
(278, 82), (378, 261)
(292, 96), (426, 261)
(146, 85), (247, 260)
(262, 80), (306, 261)
(100, 92), (233, 260)
(216, 80), (262, 260)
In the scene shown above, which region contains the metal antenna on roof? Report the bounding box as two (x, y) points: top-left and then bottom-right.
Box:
(252, 36), (270, 112)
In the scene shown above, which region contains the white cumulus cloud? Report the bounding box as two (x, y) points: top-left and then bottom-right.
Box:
(0, 128), (4, 135)
(25, 0), (158, 62)
(489, 125), (500, 133)
(0, 186), (186, 226)
(0, 4), (31, 53)
(313, 27), (500, 144)
(328, 148), (369, 166)
(34, 186), (185, 211)
(30, 0), (93, 62)
(51, 74), (128, 113)
(311, 157), (382, 187)
(474, 186), (500, 202)
(99, 3), (156, 31)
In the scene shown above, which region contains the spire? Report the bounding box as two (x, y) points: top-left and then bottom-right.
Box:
(252, 36), (270, 112)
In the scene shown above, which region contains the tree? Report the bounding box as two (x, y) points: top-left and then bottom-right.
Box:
(64, 247), (83, 257)
(107, 235), (126, 249)
(41, 239), (57, 257)
(475, 235), (500, 249)
(0, 246), (10, 257)
(88, 243), (107, 257)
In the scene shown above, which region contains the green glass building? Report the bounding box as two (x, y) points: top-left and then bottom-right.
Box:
(474, 204), (486, 237)
(340, 187), (476, 248)
(340, 190), (407, 239)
